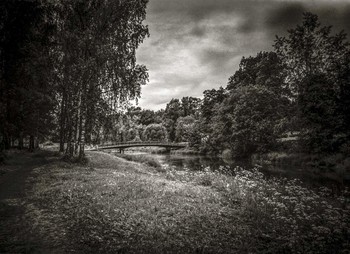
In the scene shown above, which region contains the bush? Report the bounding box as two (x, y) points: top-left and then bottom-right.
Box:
(143, 124), (168, 142)
(225, 167), (350, 253)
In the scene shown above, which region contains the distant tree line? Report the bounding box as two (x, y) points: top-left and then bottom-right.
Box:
(193, 13), (350, 157)
(112, 13), (350, 158)
(0, 0), (149, 159)
(96, 96), (201, 144)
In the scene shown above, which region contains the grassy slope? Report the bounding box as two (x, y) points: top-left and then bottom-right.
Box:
(1, 150), (349, 253)
(23, 151), (245, 253)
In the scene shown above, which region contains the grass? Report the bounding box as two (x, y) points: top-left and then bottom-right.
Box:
(113, 153), (164, 171)
(170, 148), (200, 155)
(24, 152), (243, 253)
(2, 150), (349, 253)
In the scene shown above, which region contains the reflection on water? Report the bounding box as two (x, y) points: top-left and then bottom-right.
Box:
(152, 154), (251, 172)
(121, 150), (347, 191)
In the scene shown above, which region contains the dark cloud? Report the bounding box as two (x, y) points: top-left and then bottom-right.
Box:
(265, 3), (305, 31)
(199, 49), (240, 72)
(190, 25), (206, 38)
(149, 0), (237, 19)
(340, 6), (350, 33)
(317, 5), (350, 34)
(148, 0), (264, 23)
(237, 17), (256, 33)
(137, 0), (350, 110)
(264, 3), (350, 37)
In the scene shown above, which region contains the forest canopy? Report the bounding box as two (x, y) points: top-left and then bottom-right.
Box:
(0, 0), (149, 158)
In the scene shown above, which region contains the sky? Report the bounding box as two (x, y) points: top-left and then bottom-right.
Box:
(135, 0), (350, 110)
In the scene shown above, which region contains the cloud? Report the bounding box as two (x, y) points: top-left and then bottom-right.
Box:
(265, 3), (305, 33)
(136, 0), (350, 110)
(189, 25), (206, 38)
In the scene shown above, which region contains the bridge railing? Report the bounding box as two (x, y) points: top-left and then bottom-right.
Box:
(96, 141), (188, 147)
(102, 141), (186, 146)
(86, 141), (188, 151)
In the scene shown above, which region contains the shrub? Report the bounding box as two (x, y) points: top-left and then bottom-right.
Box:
(225, 167), (350, 253)
(143, 124), (168, 142)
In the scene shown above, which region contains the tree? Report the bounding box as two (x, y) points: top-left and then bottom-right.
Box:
(181, 97), (201, 117)
(137, 109), (158, 125)
(55, 0), (149, 157)
(201, 87), (227, 124)
(298, 74), (339, 152)
(338, 52), (350, 148)
(175, 115), (196, 142)
(274, 12), (350, 152)
(212, 85), (285, 157)
(274, 12), (349, 97)
(163, 99), (182, 141)
(0, 0), (56, 151)
(143, 124), (167, 142)
(227, 51), (289, 97)
(187, 120), (202, 150)
(198, 51), (291, 157)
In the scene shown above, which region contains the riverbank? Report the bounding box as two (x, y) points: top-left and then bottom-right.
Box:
(0, 150), (349, 253)
(252, 152), (350, 183)
(121, 146), (201, 155)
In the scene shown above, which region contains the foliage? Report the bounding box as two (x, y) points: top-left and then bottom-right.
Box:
(274, 12), (350, 153)
(226, 85), (287, 156)
(0, 0), (149, 156)
(196, 51), (289, 157)
(227, 52), (288, 97)
(161, 97), (202, 142)
(180, 97), (201, 117)
(298, 74), (339, 152)
(125, 128), (141, 142)
(0, 0), (57, 151)
(175, 115), (196, 142)
(187, 120), (203, 150)
(163, 99), (182, 141)
(55, 0), (149, 157)
(274, 12), (349, 96)
(142, 124), (168, 142)
(201, 87), (227, 124)
(226, 167), (350, 253)
(188, 13), (350, 157)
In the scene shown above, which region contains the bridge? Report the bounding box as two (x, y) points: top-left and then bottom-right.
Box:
(89, 141), (187, 152)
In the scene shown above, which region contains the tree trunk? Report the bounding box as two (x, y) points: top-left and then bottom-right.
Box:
(29, 135), (35, 152)
(78, 87), (86, 159)
(59, 93), (67, 153)
(19, 132), (24, 150)
(35, 137), (39, 149)
(4, 134), (10, 150)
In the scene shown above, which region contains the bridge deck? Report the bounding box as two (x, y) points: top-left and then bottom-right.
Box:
(90, 142), (187, 151)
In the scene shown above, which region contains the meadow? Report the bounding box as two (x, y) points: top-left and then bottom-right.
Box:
(1, 151), (344, 253)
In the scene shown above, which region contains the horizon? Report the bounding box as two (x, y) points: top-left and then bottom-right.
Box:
(135, 0), (350, 110)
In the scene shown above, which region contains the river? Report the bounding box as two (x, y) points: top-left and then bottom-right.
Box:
(111, 150), (348, 192)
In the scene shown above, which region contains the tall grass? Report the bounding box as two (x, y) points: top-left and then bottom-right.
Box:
(222, 167), (350, 253)
(164, 165), (350, 253)
(114, 153), (163, 171)
(25, 152), (349, 253)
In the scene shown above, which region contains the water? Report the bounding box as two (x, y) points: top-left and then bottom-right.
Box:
(119, 150), (347, 191)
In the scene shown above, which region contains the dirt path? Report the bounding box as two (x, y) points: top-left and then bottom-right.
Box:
(0, 151), (56, 253)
